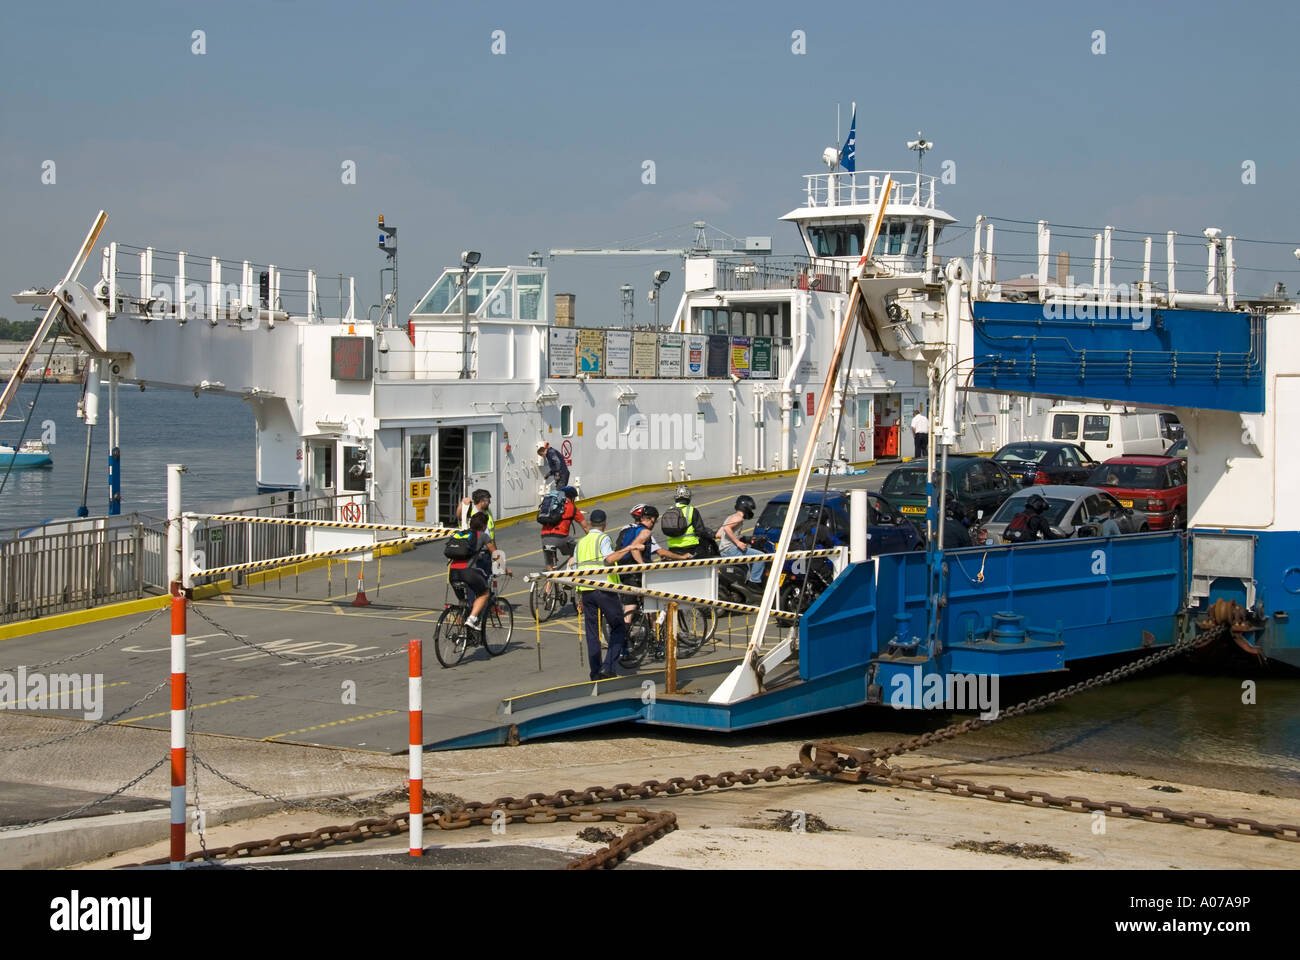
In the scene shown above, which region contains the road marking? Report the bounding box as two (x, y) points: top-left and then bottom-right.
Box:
(17, 679), (130, 706)
(261, 709), (397, 742)
(117, 694), (258, 724)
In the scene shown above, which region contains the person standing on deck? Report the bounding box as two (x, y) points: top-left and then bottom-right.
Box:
(911, 404), (930, 462)
(538, 441), (570, 490)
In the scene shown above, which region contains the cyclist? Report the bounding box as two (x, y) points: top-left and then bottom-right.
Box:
(1003, 493), (1064, 543)
(718, 495), (765, 586)
(941, 499), (973, 548)
(448, 511), (493, 631)
(662, 485), (713, 558)
(540, 485), (587, 565)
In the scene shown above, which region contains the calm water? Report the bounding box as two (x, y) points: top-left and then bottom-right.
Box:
(0, 383), (255, 528)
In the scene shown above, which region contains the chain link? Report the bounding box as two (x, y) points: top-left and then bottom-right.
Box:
(186, 678), (208, 858)
(0, 756), (168, 832)
(189, 604), (408, 665)
(0, 606), (166, 673)
(0, 678), (169, 752)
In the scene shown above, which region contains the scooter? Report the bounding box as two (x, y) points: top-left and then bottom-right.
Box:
(717, 535), (774, 606)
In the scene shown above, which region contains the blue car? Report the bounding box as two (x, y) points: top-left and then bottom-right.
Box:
(754, 490), (922, 556)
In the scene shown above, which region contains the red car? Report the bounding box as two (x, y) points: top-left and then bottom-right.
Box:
(1084, 455), (1188, 530)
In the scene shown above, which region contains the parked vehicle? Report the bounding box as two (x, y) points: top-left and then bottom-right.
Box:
(992, 441), (1098, 487)
(754, 490), (922, 555)
(880, 456), (1018, 526)
(1084, 456), (1188, 530)
(983, 485), (1147, 542)
(1166, 437), (1188, 459)
(1045, 404), (1168, 461)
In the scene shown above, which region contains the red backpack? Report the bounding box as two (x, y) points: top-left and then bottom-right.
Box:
(1003, 511), (1032, 543)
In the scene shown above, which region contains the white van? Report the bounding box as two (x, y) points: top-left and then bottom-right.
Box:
(1044, 404), (1169, 461)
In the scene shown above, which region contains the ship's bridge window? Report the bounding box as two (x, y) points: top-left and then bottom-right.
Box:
(906, 223), (926, 257)
(516, 272), (544, 321)
(807, 224), (866, 257)
(873, 220), (909, 256)
(414, 273), (457, 314)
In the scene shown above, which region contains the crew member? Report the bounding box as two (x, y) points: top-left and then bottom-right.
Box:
(911, 404), (930, 461)
(459, 488), (498, 581)
(663, 485), (713, 558)
(538, 441), (570, 490)
(718, 495), (765, 585)
(575, 509), (637, 680)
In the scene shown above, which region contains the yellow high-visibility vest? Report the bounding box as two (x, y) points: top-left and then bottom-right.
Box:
(575, 529), (620, 592)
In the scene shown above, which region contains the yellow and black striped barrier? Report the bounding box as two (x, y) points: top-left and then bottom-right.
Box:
(195, 530), (450, 579)
(523, 547), (841, 580)
(565, 576), (801, 622)
(195, 513), (457, 537)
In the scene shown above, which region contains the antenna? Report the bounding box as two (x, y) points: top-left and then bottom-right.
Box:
(906, 131), (933, 178)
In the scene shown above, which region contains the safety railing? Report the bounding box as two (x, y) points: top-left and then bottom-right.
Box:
(0, 515), (146, 623)
(802, 170), (937, 209)
(712, 256), (855, 294)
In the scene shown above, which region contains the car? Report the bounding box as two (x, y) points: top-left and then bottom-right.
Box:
(1165, 437), (1188, 459)
(1084, 455), (1188, 530)
(754, 489), (922, 555)
(983, 485), (1148, 543)
(992, 441), (1099, 487)
(880, 455), (1018, 526)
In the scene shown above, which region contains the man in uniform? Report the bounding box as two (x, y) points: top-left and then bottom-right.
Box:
(575, 509), (637, 680)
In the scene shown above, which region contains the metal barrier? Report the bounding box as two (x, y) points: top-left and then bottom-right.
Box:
(0, 516), (145, 622)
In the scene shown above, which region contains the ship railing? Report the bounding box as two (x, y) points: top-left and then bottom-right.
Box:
(803, 170), (937, 209)
(712, 256), (855, 294)
(969, 216), (1296, 308)
(0, 513), (149, 623)
(104, 242), (358, 325)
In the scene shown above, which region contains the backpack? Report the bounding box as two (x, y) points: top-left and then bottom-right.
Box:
(616, 524), (641, 554)
(537, 491), (567, 526)
(660, 504), (691, 538)
(1003, 511), (1032, 543)
(443, 528), (476, 560)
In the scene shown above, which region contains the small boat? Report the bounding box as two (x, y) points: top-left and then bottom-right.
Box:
(0, 440), (53, 468)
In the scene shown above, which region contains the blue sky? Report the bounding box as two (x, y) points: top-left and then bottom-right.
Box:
(2, 0), (1298, 324)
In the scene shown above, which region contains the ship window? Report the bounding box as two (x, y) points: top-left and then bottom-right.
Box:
(414, 273), (458, 314)
(874, 220), (908, 256)
(560, 405), (574, 437)
(807, 224), (866, 257)
(730, 311), (744, 336)
(409, 433), (431, 479)
(698, 308), (714, 334)
(516, 272), (543, 321)
(906, 223), (926, 257)
(715, 309), (729, 335)
(343, 445), (366, 493)
(469, 430), (493, 475)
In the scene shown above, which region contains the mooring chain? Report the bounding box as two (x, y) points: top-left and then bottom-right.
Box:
(188, 603), (408, 665)
(0, 605), (166, 673)
(0, 678), (169, 753)
(802, 624), (1299, 842)
(0, 756), (169, 833)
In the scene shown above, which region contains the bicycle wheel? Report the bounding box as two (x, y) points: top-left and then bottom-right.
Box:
(529, 580), (558, 623)
(674, 606), (710, 657)
(619, 610), (651, 668)
(483, 598), (514, 656)
(434, 606), (468, 668)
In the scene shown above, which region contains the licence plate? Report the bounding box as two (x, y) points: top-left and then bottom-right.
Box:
(1119, 499), (1133, 508)
(901, 506), (924, 515)
(1011, 473), (1023, 482)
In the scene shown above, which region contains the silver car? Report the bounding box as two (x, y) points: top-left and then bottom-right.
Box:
(983, 485), (1147, 543)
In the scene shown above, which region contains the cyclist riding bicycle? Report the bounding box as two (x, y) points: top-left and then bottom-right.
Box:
(447, 511), (493, 631)
(540, 485), (587, 563)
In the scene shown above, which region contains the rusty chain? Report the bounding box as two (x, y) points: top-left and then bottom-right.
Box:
(126, 622), (1298, 869)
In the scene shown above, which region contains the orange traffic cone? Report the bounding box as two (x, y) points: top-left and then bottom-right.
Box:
(352, 568), (371, 607)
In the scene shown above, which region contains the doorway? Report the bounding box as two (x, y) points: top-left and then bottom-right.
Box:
(436, 427), (466, 525)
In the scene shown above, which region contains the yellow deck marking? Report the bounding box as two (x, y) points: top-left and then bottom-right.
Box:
(262, 709), (397, 742)
(117, 694), (258, 724)
(19, 680), (130, 706)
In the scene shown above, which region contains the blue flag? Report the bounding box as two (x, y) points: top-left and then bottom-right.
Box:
(840, 103), (856, 173)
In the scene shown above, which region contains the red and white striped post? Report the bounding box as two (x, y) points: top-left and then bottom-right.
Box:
(408, 638), (423, 856)
(167, 463), (187, 869)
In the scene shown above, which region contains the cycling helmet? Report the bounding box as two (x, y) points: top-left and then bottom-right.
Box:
(1025, 493), (1049, 513)
(563, 485), (578, 499)
(630, 503), (647, 519)
(631, 504), (659, 521)
(734, 495), (756, 519)
(673, 484), (692, 502)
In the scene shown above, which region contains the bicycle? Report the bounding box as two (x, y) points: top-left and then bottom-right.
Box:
(434, 573), (515, 668)
(617, 598), (710, 669)
(529, 544), (577, 622)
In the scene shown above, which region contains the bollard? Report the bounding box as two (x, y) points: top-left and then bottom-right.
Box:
(409, 639), (423, 856)
(666, 601), (678, 695)
(850, 489), (868, 564)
